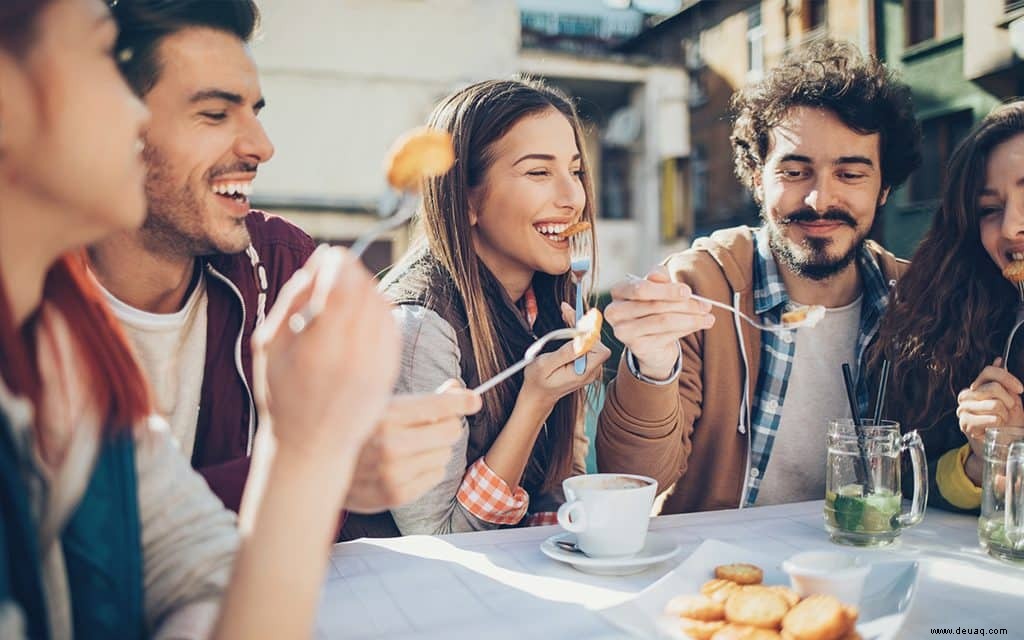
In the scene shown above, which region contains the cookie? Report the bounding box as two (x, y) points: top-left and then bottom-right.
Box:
(724, 588), (789, 629)
(701, 579), (742, 604)
(715, 563), (764, 585)
(665, 594), (726, 622)
(781, 595), (850, 640)
(712, 625), (782, 639)
(677, 617), (728, 640)
(384, 127), (455, 192)
(767, 586), (801, 609)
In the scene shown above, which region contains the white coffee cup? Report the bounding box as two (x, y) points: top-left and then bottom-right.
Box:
(556, 473), (658, 558)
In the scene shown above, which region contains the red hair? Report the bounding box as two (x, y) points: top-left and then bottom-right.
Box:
(0, 252), (150, 432)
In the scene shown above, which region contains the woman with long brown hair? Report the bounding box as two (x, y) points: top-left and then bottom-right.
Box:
(0, 0), (402, 637)
(379, 78), (610, 534)
(874, 101), (1024, 512)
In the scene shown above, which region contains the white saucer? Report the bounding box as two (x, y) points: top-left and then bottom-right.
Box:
(540, 531), (683, 576)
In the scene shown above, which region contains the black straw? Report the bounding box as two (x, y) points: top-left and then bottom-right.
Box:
(841, 362), (875, 494)
(873, 359), (891, 424)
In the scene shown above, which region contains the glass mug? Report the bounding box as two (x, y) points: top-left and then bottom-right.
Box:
(824, 419), (927, 546)
(978, 427), (1024, 564)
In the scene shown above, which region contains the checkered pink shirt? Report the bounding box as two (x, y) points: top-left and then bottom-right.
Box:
(456, 458), (557, 527)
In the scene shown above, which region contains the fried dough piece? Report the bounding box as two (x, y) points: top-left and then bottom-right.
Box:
(571, 308), (603, 356)
(701, 579), (742, 604)
(555, 220), (591, 241)
(677, 617), (728, 640)
(384, 127), (455, 192)
(715, 563), (764, 585)
(665, 594), (726, 622)
(724, 589), (789, 629)
(1003, 261), (1024, 283)
(781, 595), (850, 640)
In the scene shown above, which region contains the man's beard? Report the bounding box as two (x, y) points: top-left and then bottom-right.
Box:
(766, 206), (867, 281)
(139, 142), (251, 259)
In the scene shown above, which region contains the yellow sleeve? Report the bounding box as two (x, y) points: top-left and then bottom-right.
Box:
(936, 444), (982, 510)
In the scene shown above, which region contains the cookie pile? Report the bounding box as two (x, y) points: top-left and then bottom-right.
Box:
(662, 563), (860, 640)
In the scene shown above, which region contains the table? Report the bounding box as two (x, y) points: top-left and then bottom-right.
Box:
(315, 501), (1024, 639)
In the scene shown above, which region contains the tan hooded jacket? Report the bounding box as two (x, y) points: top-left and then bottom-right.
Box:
(596, 226), (908, 514)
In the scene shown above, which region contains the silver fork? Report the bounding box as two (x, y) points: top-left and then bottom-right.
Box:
(287, 191), (418, 333)
(625, 274), (814, 334)
(1002, 280), (1024, 368)
(473, 327), (583, 395)
(569, 230), (592, 375)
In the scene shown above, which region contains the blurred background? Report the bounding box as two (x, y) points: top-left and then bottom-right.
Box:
(249, 0), (1024, 290)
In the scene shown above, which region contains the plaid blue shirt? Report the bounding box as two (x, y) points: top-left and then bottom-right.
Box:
(744, 227), (892, 506)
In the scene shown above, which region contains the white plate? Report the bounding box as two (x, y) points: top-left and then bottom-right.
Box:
(598, 539), (919, 639)
(540, 531), (683, 576)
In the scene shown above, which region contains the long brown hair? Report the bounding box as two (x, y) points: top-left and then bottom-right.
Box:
(383, 77), (598, 491)
(873, 101), (1024, 428)
(0, 0), (150, 431)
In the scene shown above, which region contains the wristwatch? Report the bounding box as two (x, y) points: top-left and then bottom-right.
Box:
(625, 343), (682, 386)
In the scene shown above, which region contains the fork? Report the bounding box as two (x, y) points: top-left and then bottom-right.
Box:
(1001, 279), (1024, 368)
(570, 230), (592, 375)
(625, 274), (804, 334)
(473, 327), (583, 395)
(287, 191), (418, 333)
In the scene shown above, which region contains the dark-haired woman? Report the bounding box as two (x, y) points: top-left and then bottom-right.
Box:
(0, 1), (400, 637)
(875, 101), (1024, 512)
(379, 78), (610, 534)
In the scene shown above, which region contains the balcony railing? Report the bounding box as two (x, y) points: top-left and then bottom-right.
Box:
(1008, 0), (1024, 15)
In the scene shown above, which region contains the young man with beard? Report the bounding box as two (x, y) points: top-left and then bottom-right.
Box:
(88, 0), (478, 537)
(597, 40), (922, 513)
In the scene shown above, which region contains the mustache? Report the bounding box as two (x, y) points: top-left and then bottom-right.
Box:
(781, 207), (857, 228)
(208, 162), (258, 180)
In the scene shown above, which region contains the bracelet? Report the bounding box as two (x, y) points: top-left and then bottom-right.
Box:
(625, 343), (682, 386)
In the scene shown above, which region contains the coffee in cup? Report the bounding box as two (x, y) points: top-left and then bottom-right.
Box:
(556, 473), (657, 558)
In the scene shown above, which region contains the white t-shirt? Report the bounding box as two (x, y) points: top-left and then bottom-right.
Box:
(95, 273), (209, 458)
(755, 295), (862, 506)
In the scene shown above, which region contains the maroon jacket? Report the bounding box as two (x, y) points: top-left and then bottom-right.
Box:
(191, 211), (315, 511)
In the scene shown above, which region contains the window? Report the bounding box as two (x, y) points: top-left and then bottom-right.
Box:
(909, 110), (973, 203)
(747, 6), (764, 79)
(904, 0), (963, 47)
(804, 0), (828, 32)
(600, 148), (633, 220)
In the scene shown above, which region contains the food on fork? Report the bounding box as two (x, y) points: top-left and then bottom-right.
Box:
(1002, 260), (1024, 283)
(780, 305), (826, 328)
(714, 563), (764, 585)
(571, 308), (603, 357)
(555, 220), (591, 241)
(384, 126), (455, 192)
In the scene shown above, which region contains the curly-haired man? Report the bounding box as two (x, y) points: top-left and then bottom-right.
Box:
(596, 39), (923, 513)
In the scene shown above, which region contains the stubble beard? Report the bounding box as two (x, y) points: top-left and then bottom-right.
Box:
(765, 210), (869, 282)
(139, 143), (250, 260)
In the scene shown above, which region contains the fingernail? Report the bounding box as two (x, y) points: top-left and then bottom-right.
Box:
(677, 284), (689, 297)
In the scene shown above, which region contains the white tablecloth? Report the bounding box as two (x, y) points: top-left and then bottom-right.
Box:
(316, 501), (1024, 639)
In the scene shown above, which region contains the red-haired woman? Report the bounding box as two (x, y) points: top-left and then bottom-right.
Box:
(0, 1), (402, 638)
